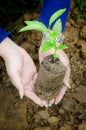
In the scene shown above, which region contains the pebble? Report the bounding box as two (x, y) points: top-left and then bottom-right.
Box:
(78, 123), (86, 130)
(34, 114), (41, 123)
(73, 86), (86, 104)
(37, 110), (49, 120)
(59, 108), (65, 115)
(34, 127), (51, 130)
(59, 125), (72, 130)
(48, 116), (60, 126)
(80, 26), (86, 38)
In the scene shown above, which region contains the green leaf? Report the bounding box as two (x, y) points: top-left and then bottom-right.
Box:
(24, 21), (30, 25)
(19, 21), (48, 33)
(53, 19), (62, 36)
(56, 44), (68, 51)
(49, 8), (66, 28)
(40, 41), (54, 53)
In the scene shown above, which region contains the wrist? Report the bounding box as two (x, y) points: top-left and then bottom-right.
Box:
(38, 0), (70, 32)
(0, 28), (12, 43)
(0, 37), (13, 59)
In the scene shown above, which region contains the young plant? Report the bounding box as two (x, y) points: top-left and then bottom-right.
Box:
(19, 8), (68, 60)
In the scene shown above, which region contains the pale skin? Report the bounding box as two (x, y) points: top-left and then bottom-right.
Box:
(0, 37), (70, 107)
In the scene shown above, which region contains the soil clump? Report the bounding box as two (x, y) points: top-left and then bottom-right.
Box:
(35, 55), (66, 100)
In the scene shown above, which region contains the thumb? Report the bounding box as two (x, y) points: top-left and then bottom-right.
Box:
(63, 81), (71, 88)
(9, 71), (24, 99)
(18, 89), (24, 99)
(32, 73), (38, 86)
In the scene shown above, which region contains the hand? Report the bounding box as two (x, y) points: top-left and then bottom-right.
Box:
(39, 39), (71, 106)
(0, 37), (47, 107)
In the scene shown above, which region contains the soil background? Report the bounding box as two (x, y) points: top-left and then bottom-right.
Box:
(0, 1), (86, 130)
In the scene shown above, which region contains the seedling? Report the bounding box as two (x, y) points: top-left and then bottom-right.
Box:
(19, 8), (68, 60)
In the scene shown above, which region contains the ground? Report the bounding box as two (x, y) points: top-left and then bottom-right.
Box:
(0, 1), (86, 130)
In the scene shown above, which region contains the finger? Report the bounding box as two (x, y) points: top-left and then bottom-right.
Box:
(57, 49), (69, 67)
(48, 98), (55, 107)
(24, 73), (37, 90)
(32, 73), (38, 86)
(23, 69), (37, 88)
(25, 88), (43, 106)
(64, 82), (71, 88)
(41, 100), (49, 108)
(9, 71), (24, 99)
(39, 47), (54, 63)
(63, 65), (71, 88)
(55, 84), (67, 105)
(22, 73), (31, 87)
(24, 86), (48, 107)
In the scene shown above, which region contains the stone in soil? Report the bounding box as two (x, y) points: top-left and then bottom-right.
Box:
(73, 86), (86, 104)
(48, 116), (60, 126)
(59, 124), (72, 130)
(37, 110), (49, 120)
(34, 127), (51, 130)
(78, 123), (86, 130)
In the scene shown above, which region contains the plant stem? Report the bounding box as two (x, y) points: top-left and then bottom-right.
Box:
(54, 41), (57, 61)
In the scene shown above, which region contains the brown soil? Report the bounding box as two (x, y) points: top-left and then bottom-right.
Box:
(0, 1), (86, 130)
(35, 55), (66, 100)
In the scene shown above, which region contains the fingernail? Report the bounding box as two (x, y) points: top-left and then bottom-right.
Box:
(65, 82), (71, 88)
(48, 104), (52, 107)
(40, 104), (43, 107)
(45, 104), (48, 108)
(19, 91), (24, 99)
(67, 83), (71, 88)
(55, 102), (58, 105)
(68, 84), (71, 88)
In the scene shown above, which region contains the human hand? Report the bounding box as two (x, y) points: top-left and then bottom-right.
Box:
(0, 37), (47, 107)
(39, 39), (71, 106)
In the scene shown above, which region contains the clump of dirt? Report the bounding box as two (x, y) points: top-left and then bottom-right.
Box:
(35, 55), (66, 100)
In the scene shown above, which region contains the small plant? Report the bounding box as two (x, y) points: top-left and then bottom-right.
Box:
(19, 8), (68, 60)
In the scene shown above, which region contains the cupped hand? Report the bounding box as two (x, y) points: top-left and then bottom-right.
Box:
(39, 39), (71, 106)
(0, 37), (47, 107)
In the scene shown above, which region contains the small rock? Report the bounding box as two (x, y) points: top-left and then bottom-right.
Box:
(81, 40), (86, 57)
(69, 19), (76, 27)
(73, 86), (86, 104)
(34, 114), (41, 122)
(64, 27), (79, 47)
(59, 124), (72, 130)
(80, 26), (86, 38)
(76, 19), (85, 27)
(62, 98), (76, 112)
(37, 110), (49, 120)
(78, 123), (86, 130)
(21, 42), (31, 50)
(34, 127), (51, 130)
(48, 116), (60, 126)
(59, 108), (65, 115)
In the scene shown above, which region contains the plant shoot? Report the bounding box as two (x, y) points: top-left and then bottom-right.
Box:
(19, 8), (68, 60)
